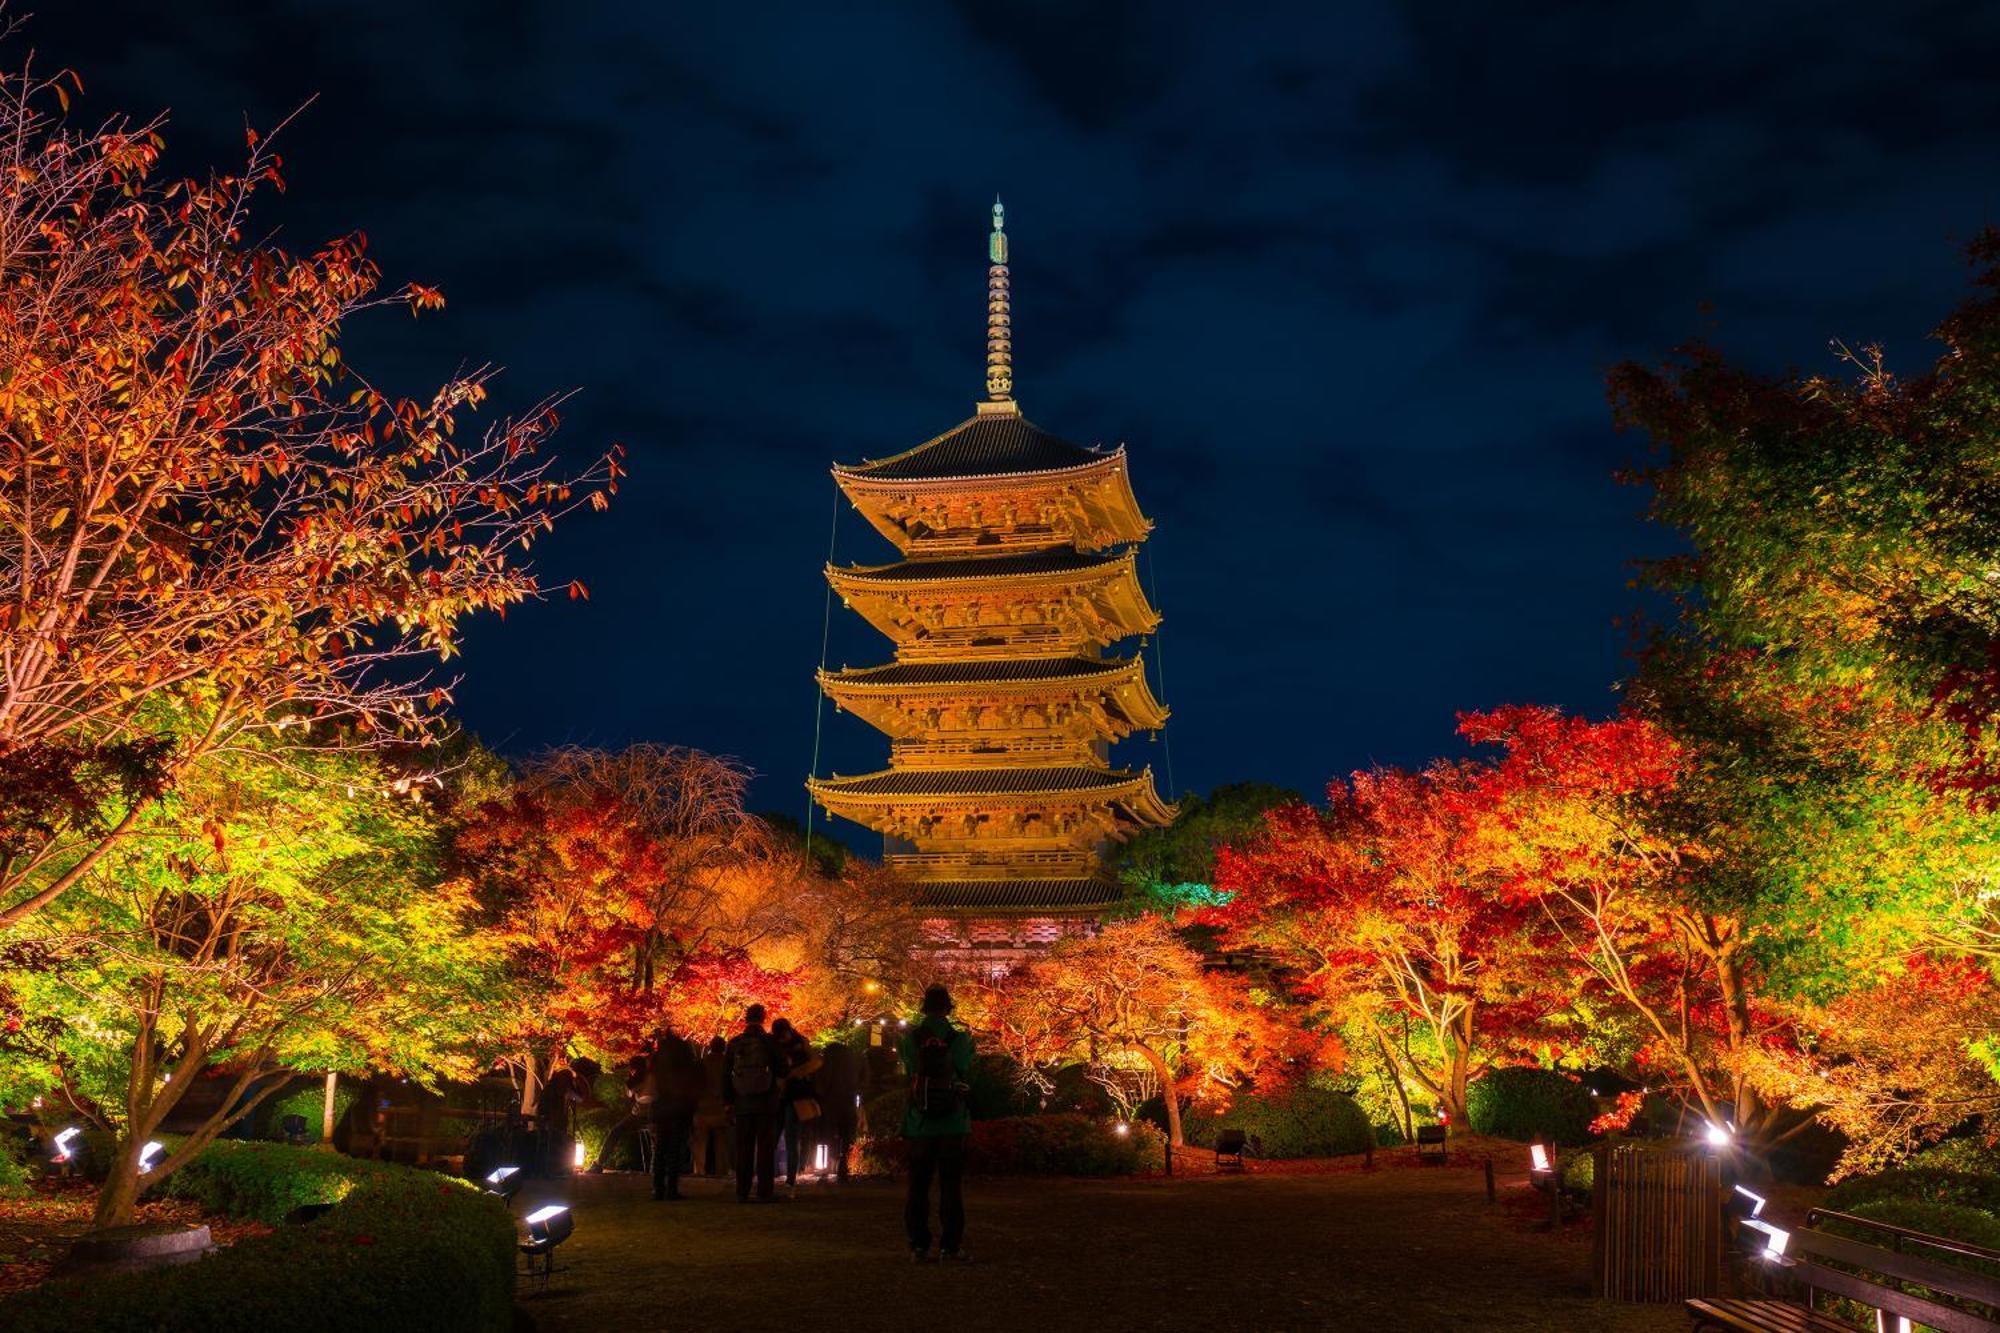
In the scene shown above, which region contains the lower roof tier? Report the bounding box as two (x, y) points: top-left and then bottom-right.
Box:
(909, 878), (1126, 911)
(819, 653), (1167, 741)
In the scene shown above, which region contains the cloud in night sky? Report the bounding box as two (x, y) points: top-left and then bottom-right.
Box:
(30, 1), (2000, 835)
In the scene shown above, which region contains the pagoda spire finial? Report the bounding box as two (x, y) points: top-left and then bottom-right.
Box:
(981, 195), (1016, 413)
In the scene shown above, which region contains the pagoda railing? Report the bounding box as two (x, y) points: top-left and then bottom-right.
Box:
(889, 736), (1106, 768)
(887, 849), (1099, 879)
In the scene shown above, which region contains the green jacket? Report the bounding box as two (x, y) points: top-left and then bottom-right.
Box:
(898, 1014), (974, 1138)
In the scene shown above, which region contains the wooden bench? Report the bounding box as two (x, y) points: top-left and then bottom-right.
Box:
(1689, 1208), (2000, 1333)
(1415, 1124), (1447, 1163)
(1214, 1129), (1246, 1173)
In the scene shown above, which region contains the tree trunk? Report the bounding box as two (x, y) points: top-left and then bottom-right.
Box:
(91, 1140), (147, 1231)
(320, 1071), (339, 1147)
(1134, 1043), (1182, 1146)
(520, 1050), (542, 1117)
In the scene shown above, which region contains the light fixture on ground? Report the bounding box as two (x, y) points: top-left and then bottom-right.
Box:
(812, 1142), (831, 1177)
(1739, 1218), (1791, 1260)
(1528, 1142), (1552, 1177)
(1114, 1120), (1130, 1136)
(485, 1165), (523, 1201)
(138, 1140), (166, 1173)
(519, 1204), (574, 1288)
(1703, 1120), (1734, 1148)
(1729, 1184), (1767, 1219)
(50, 1126), (81, 1164)
(572, 1139), (586, 1170)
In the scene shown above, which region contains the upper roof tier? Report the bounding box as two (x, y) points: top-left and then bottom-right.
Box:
(840, 412), (1100, 481)
(831, 408), (1153, 556)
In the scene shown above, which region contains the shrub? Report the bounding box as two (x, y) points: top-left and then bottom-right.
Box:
(966, 1053), (1039, 1120)
(1825, 1200), (2000, 1257)
(0, 1144), (514, 1332)
(575, 1106), (642, 1171)
(1466, 1068), (1595, 1145)
(1824, 1169), (2000, 1218)
(1181, 1083), (1374, 1159)
(862, 1088), (908, 1144)
(258, 1080), (359, 1146)
(0, 1126), (29, 1196)
(1909, 1140), (2000, 1177)
(159, 1140), (386, 1223)
(861, 1114), (1164, 1176)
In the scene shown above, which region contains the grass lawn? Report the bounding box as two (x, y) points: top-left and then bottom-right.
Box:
(515, 1154), (1687, 1332)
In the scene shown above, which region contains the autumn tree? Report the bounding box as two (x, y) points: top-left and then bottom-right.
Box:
(0, 51), (618, 925)
(1212, 762), (1546, 1125)
(1609, 253), (2000, 1150)
(981, 915), (1280, 1146)
(1107, 781), (1300, 916)
(0, 718), (498, 1229)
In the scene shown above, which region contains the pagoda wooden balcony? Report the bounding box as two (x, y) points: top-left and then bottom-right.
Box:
(887, 849), (1100, 880)
(888, 735), (1107, 769)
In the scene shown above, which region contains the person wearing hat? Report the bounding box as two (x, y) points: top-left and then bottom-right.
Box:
(898, 984), (974, 1261)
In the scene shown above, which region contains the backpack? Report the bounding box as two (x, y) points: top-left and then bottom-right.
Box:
(730, 1033), (775, 1099)
(911, 1024), (963, 1118)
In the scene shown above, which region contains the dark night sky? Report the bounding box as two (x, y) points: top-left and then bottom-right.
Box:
(32, 3), (2000, 831)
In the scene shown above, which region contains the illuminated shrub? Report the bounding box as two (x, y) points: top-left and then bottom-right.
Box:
(1824, 1168), (2000, 1216)
(1466, 1068), (1594, 1145)
(1181, 1082), (1374, 1159)
(1, 1143), (514, 1331)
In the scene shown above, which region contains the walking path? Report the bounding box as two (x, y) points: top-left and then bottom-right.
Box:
(517, 1163), (1686, 1332)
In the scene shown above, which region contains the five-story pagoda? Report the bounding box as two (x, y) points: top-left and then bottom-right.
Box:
(808, 202), (1174, 965)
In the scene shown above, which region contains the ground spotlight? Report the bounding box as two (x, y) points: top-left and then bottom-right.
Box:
(485, 1165), (523, 1200)
(1729, 1184), (1767, 1219)
(1740, 1218), (1790, 1260)
(1703, 1120), (1733, 1148)
(1528, 1142), (1552, 1177)
(520, 1204), (574, 1287)
(1114, 1120), (1130, 1136)
(138, 1140), (166, 1173)
(572, 1139), (587, 1170)
(51, 1126), (81, 1164)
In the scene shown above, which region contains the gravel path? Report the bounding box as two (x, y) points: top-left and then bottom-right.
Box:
(515, 1161), (1688, 1332)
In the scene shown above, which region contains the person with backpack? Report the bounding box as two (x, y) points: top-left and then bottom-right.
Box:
(722, 1003), (783, 1202)
(899, 984), (974, 1262)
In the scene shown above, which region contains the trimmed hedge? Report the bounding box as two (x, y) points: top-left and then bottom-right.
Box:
(0, 1143), (515, 1332)
(862, 1113), (1165, 1177)
(1466, 1068), (1595, 1146)
(1824, 1200), (2000, 1258)
(1824, 1169), (2000, 1218)
(1181, 1083), (1374, 1160)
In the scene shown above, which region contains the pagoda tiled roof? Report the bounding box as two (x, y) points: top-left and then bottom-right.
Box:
(909, 878), (1125, 910)
(839, 414), (1108, 482)
(829, 657), (1132, 687)
(812, 766), (1145, 797)
(837, 548), (1116, 584)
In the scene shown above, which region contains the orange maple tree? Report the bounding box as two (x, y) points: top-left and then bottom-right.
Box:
(0, 56), (619, 924)
(982, 915), (1285, 1146)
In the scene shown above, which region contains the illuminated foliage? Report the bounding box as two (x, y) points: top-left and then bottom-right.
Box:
(0, 717), (500, 1230)
(0, 53), (618, 925)
(1211, 761), (1548, 1125)
(982, 915), (1286, 1146)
